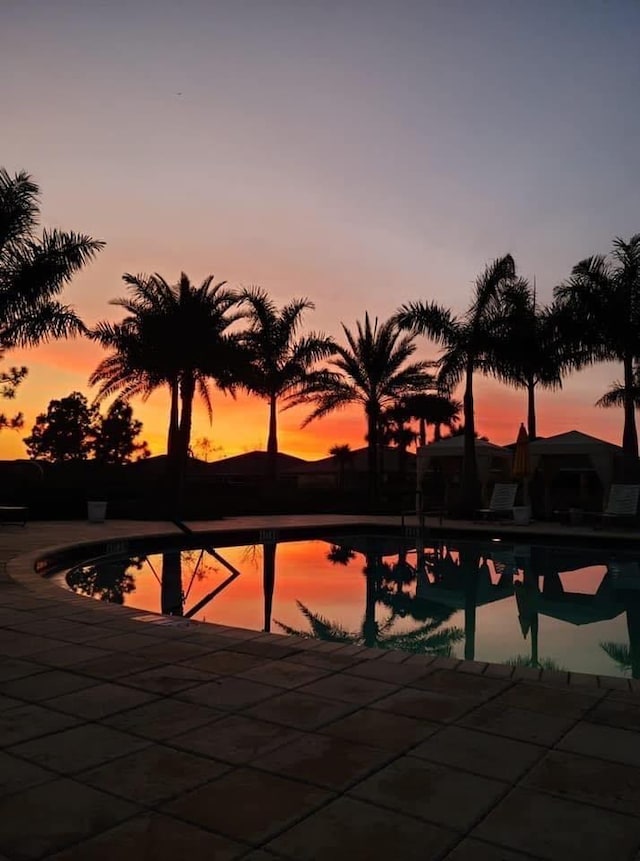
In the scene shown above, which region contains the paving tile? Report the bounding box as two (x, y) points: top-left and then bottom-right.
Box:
(0, 657), (44, 682)
(9, 723), (149, 774)
(321, 706), (438, 752)
(163, 767), (331, 844)
(228, 639), (297, 660)
(122, 663), (213, 694)
(0, 776), (137, 860)
(46, 812), (246, 861)
(492, 682), (601, 718)
(349, 754), (507, 831)
(0, 750), (55, 798)
(29, 643), (114, 667)
(0, 702), (80, 747)
(267, 795), (457, 861)
(179, 677), (281, 710)
(8, 619), (107, 643)
(45, 681), (157, 718)
(409, 669), (510, 700)
(443, 837), (538, 860)
(0, 694), (23, 712)
(372, 686), (475, 723)
(3, 668), (99, 702)
(245, 690), (356, 730)
(473, 787), (640, 860)
(242, 852), (283, 861)
(297, 673), (399, 706)
(78, 742), (227, 805)
(0, 633), (69, 657)
(557, 721), (640, 767)
(286, 650), (362, 671)
(586, 696), (640, 731)
(134, 640), (216, 662)
(483, 663), (515, 679)
(237, 658), (331, 689)
(70, 652), (163, 678)
(171, 714), (304, 764)
(412, 725), (544, 782)
(180, 649), (270, 675)
(89, 632), (161, 653)
(254, 732), (393, 790)
(459, 702), (576, 746)
(523, 749), (640, 817)
(103, 697), (224, 741)
(345, 658), (431, 685)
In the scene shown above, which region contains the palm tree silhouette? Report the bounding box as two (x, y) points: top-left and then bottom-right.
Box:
(290, 313), (432, 503)
(555, 235), (640, 460)
(91, 272), (246, 510)
(237, 286), (335, 478)
(0, 168), (103, 347)
(596, 364), (640, 415)
(329, 443), (354, 491)
(489, 279), (569, 440)
(396, 255), (518, 512)
(402, 392), (462, 445)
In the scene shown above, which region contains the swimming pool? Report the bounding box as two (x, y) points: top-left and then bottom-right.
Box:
(64, 531), (640, 678)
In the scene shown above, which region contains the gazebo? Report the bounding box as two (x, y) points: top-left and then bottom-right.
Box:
(528, 430), (624, 517)
(416, 436), (512, 510)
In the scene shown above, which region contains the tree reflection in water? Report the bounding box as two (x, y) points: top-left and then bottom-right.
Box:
(67, 556), (144, 604)
(277, 539), (464, 656)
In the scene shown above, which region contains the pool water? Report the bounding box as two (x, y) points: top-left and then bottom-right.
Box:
(65, 533), (640, 679)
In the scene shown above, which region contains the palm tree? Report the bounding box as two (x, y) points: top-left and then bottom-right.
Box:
(554, 235), (640, 460)
(402, 392), (462, 445)
(329, 443), (354, 491)
(379, 403), (416, 482)
(489, 280), (569, 440)
(237, 287), (335, 478)
(596, 364), (640, 411)
(91, 272), (246, 508)
(0, 168), (103, 347)
(397, 255), (518, 511)
(290, 313), (433, 502)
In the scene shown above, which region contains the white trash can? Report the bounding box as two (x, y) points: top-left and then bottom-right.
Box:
(512, 506), (531, 526)
(87, 500), (107, 523)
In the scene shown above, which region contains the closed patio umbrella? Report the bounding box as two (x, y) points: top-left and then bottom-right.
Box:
(512, 423), (531, 506)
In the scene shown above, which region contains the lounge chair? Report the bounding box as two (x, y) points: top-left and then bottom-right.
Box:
(476, 482), (517, 520)
(600, 484), (640, 526)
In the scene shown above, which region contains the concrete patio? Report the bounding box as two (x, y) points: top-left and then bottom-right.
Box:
(1, 516), (640, 860)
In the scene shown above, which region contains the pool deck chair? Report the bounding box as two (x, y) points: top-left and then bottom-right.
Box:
(476, 483), (518, 521)
(600, 484), (640, 526)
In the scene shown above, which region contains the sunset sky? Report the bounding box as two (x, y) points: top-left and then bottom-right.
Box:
(3, 0), (640, 460)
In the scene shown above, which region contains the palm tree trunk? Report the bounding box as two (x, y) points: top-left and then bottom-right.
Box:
(419, 417), (427, 447)
(262, 542), (276, 633)
(462, 361), (478, 514)
(367, 406), (379, 505)
(171, 372), (195, 516)
(434, 422), (442, 442)
(167, 379), (179, 457)
(161, 550), (183, 616)
(622, 354), (639, 461)
(267, 393), (278, 479)
(527, 374), (537, 440)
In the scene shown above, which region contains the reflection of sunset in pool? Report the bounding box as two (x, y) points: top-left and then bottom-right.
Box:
(66, 534), (640, 679)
